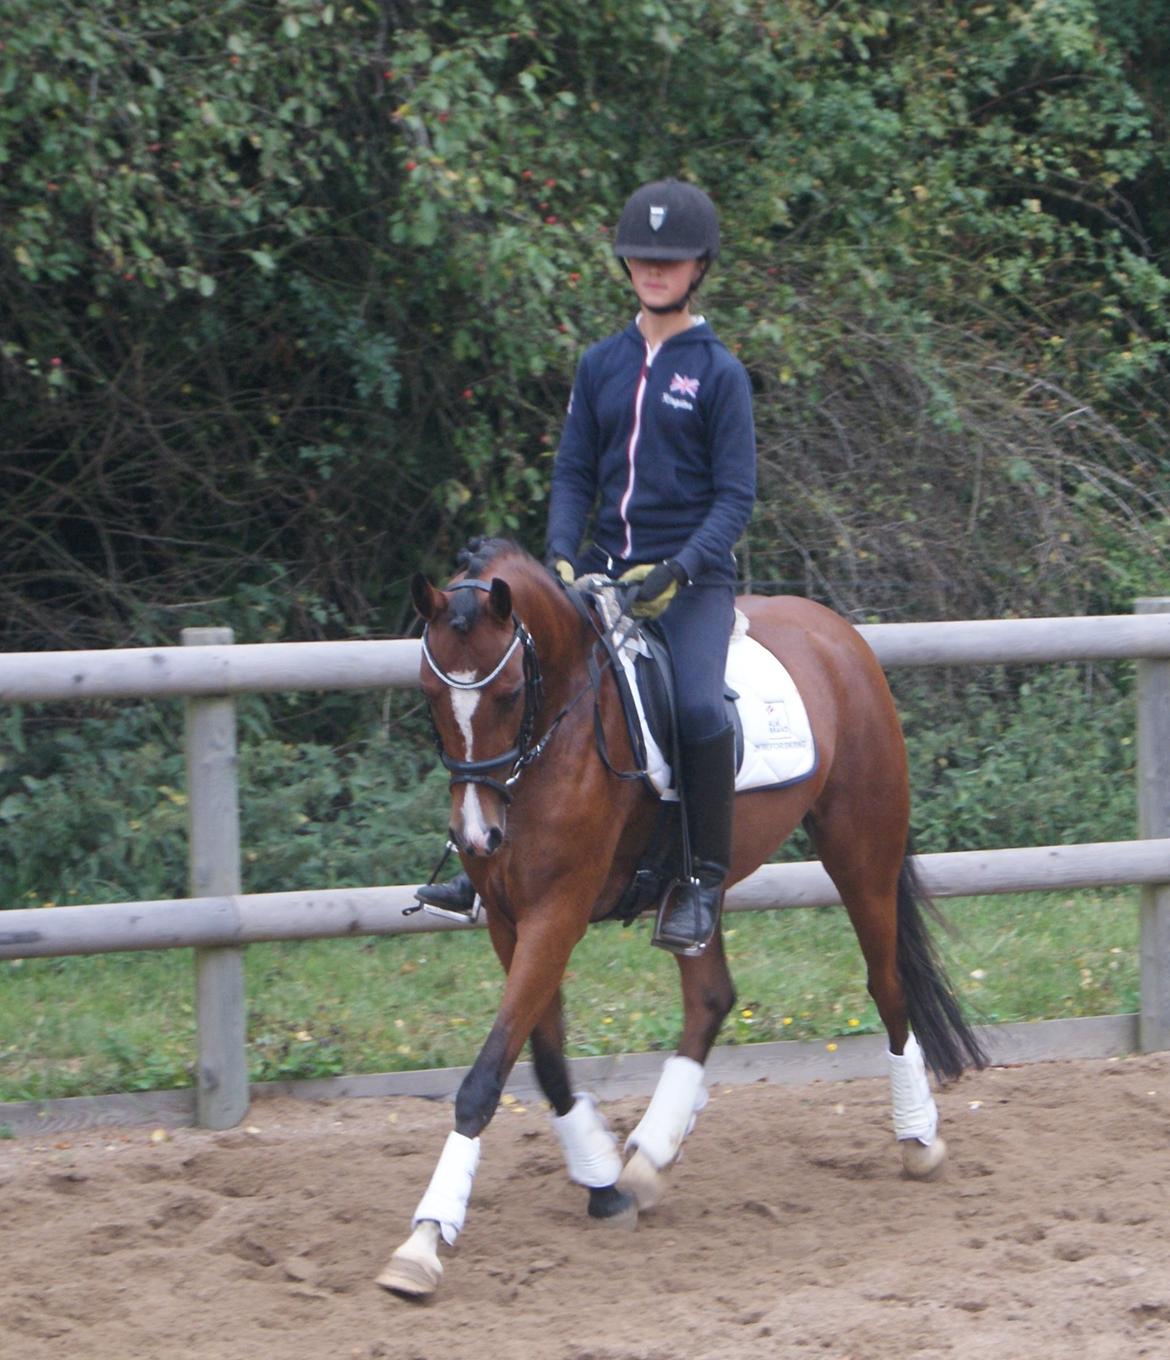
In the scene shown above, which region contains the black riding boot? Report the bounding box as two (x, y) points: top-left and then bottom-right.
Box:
(414, 869), (477, 916)
(652, 724), (736, 956)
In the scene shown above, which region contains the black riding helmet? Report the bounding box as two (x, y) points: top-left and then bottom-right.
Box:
(612, 178), (720, 312)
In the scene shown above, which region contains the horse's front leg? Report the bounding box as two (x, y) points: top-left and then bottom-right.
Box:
(618, 928), (736, 1211)
(529, 993), (637, 1227)
(377, 911), (583, 1297)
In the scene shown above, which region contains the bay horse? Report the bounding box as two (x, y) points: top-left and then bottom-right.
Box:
(379, 537), (985, 1297)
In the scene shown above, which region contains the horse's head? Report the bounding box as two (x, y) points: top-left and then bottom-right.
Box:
(411, 565), (541, 858)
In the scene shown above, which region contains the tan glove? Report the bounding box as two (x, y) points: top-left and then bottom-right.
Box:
(619, 559), (687, 619)
(547, 556), (575, 586)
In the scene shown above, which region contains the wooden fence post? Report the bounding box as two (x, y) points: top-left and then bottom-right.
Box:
(183, 627), (248, 1128)
(1136, 598), (1170, 1053)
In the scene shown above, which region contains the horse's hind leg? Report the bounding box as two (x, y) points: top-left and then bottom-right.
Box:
(808, 809), (948, 1181)
(528, 992), (637, 1227)
(618, 930), (736, 1210)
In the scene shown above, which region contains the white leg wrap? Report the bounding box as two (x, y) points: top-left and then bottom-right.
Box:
(551, 1093), (623, 1188)
(624, 1055), (708, 1171)
(887, 1033), (939, 1144)
(412, 1130), (481, 1246)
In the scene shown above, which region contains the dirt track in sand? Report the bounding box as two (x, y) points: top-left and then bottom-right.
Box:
(2, 1053), (1170, 1360)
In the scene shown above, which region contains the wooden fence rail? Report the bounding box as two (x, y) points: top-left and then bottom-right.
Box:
(2, 601), (1169, 1129)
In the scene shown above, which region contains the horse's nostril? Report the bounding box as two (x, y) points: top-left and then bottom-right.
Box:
(485, 826), (503, 854)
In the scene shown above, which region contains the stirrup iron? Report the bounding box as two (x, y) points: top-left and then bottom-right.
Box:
(651, 874), (721, 957)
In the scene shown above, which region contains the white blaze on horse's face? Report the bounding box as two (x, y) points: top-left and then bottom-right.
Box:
(446, 671), (496, 854)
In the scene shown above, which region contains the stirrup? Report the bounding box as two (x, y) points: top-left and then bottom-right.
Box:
(420, 895), (482, 925)
(650, 876), (721, 957)
(408, 856), (482, 924)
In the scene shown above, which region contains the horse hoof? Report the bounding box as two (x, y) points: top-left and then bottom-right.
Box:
(617, 1148), (665, 1211)
(901, 1135), (947, 1181)
(376, 1244), (443, 1298)
(588, 1184), (638, 1230)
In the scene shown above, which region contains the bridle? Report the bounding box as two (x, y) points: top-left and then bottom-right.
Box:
(420, 574), (646, 808)
(420, 580), (545, 803)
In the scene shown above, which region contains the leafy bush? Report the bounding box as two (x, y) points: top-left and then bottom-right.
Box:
(1, 1), (1168, 651)
(0, 697), (451, 907)
(0, 661), (1141, 911)
(897, 664), (1136, 852)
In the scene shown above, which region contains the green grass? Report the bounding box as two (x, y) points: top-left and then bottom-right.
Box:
(0, 889), (1141, 1103)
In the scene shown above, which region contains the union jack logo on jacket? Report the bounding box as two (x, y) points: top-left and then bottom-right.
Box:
(670, 373), (700, 399)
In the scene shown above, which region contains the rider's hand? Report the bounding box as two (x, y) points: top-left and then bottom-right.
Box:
(546, 555), (575, 586)
(620, 559), (687, 619)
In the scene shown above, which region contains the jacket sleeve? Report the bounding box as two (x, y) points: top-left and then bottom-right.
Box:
(545, 356), (600, 564)
(674, 358), (757, 582)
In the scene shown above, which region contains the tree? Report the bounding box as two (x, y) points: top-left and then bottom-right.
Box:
(1, 0), (1167, 655)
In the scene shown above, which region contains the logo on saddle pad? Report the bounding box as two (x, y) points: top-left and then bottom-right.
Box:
(765, 701), (793, 739)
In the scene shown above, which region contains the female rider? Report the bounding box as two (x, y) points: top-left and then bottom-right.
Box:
(417, 178), (757, 955)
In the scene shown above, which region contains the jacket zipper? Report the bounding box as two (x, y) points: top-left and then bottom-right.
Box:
(618, 342), (655, 559)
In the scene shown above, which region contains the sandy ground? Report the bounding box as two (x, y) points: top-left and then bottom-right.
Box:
(2, 1053), (1169, 1360)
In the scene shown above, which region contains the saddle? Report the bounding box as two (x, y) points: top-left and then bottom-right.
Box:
(574, 577), (818, 923)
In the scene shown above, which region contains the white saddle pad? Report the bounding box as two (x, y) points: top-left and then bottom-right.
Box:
(617, 608), (817, 800)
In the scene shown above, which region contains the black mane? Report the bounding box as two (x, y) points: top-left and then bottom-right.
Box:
(454, 536), (521, 578)
(448, 537), (525, 633)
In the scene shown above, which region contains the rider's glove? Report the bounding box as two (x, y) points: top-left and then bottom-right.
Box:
(546, 555), (575, 586)
(620, 559), (688, 619)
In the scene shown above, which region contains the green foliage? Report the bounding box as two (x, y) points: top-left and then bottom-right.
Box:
(0, 697), (450, 906)
(897, 664), (1136, 852)
(2, 0), (1168, 650)
(2, 1), (1169, 948)
(0, 660), (1140, 912)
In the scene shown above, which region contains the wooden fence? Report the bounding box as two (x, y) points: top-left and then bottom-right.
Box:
(2, 601), (1170, 1130)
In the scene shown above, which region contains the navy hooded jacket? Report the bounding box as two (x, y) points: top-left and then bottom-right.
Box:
(546, 318), (756, 584)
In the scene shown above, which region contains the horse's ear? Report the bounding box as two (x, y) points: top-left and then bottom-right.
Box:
(411, 572), (446, 622)
(488, 577), (512, 622)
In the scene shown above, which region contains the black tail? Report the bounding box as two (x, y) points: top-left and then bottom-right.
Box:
(896, 852), (988, 1082)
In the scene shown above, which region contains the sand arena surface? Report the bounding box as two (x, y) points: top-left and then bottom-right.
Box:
(2, 1053), (1169, 1360)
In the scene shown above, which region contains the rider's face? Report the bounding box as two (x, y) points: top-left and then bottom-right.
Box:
(627, 256), (704, 313)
